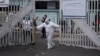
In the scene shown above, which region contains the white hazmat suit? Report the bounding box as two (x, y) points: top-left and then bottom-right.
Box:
(37, 19), (59, 49)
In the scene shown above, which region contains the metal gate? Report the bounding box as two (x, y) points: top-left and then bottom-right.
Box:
(0, 0), (35, 47)
(60, 0), (100, 49)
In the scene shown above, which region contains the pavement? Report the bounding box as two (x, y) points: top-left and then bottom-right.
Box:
(0, 35), (100, 56)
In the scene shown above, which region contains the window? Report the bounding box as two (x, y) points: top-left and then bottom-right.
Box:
(56, 1), (59, 9)
(36, 1), (47, 9)
(47, 2), (56, 9)
(36, 1), (59, 9)
(89, 1), (100, 9)
(0, 5), (19, 11)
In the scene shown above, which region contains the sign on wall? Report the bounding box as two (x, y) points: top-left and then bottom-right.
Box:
(60, 0), (86, 18)
(0, 0), (9, 7)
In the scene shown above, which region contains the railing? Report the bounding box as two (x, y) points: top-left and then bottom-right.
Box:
(60, 18), (99, 49)
(0, 0), (35, 47)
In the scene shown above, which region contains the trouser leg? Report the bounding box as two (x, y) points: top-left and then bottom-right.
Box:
(23, 30), (28, 43)
(42, 27), (46, 38)
(46, 32), (54, 49)
(32, 27), (36, 44)
(8, 30), (13, 45)
(23, 30), (26, 42)
(27, 31), (32, 43)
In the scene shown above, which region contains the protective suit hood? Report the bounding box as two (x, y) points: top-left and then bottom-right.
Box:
(45, 19), (49, 24)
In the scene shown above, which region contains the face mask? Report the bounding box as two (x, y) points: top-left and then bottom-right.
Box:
(45, 21), (50, 25)
(25, 16), (30, 20)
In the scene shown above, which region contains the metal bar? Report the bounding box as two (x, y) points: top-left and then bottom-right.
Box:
(59, 0), (62, 44)
(97, 0), (99, 34)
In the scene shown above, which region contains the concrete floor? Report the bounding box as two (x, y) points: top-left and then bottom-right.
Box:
(0, 36), (100, 56)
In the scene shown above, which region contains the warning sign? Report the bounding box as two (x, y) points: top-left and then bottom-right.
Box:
(60, 0), (86, 18)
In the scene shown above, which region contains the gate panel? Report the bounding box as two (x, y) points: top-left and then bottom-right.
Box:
(60, 0), (100, 49)
(60, 18), (97, 49)
(87, 0), (100, 34)
(0, 0), (34, 47)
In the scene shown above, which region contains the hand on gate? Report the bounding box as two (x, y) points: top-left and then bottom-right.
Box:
(33, 16), (38, 21)
(33, 16), (39, 27)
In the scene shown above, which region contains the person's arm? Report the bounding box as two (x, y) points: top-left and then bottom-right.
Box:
(51, 22), (60, 32)
(39, 19), (42, 21)
(52, 22), (60, 28)
(33, 17), (38, 26)
(39, 17), (45, 22)
(33, 17), (38, 21)
(37, 23), (45, 30)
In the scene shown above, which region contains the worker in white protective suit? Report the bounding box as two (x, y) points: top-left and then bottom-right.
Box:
(37, 19), (60, 49)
